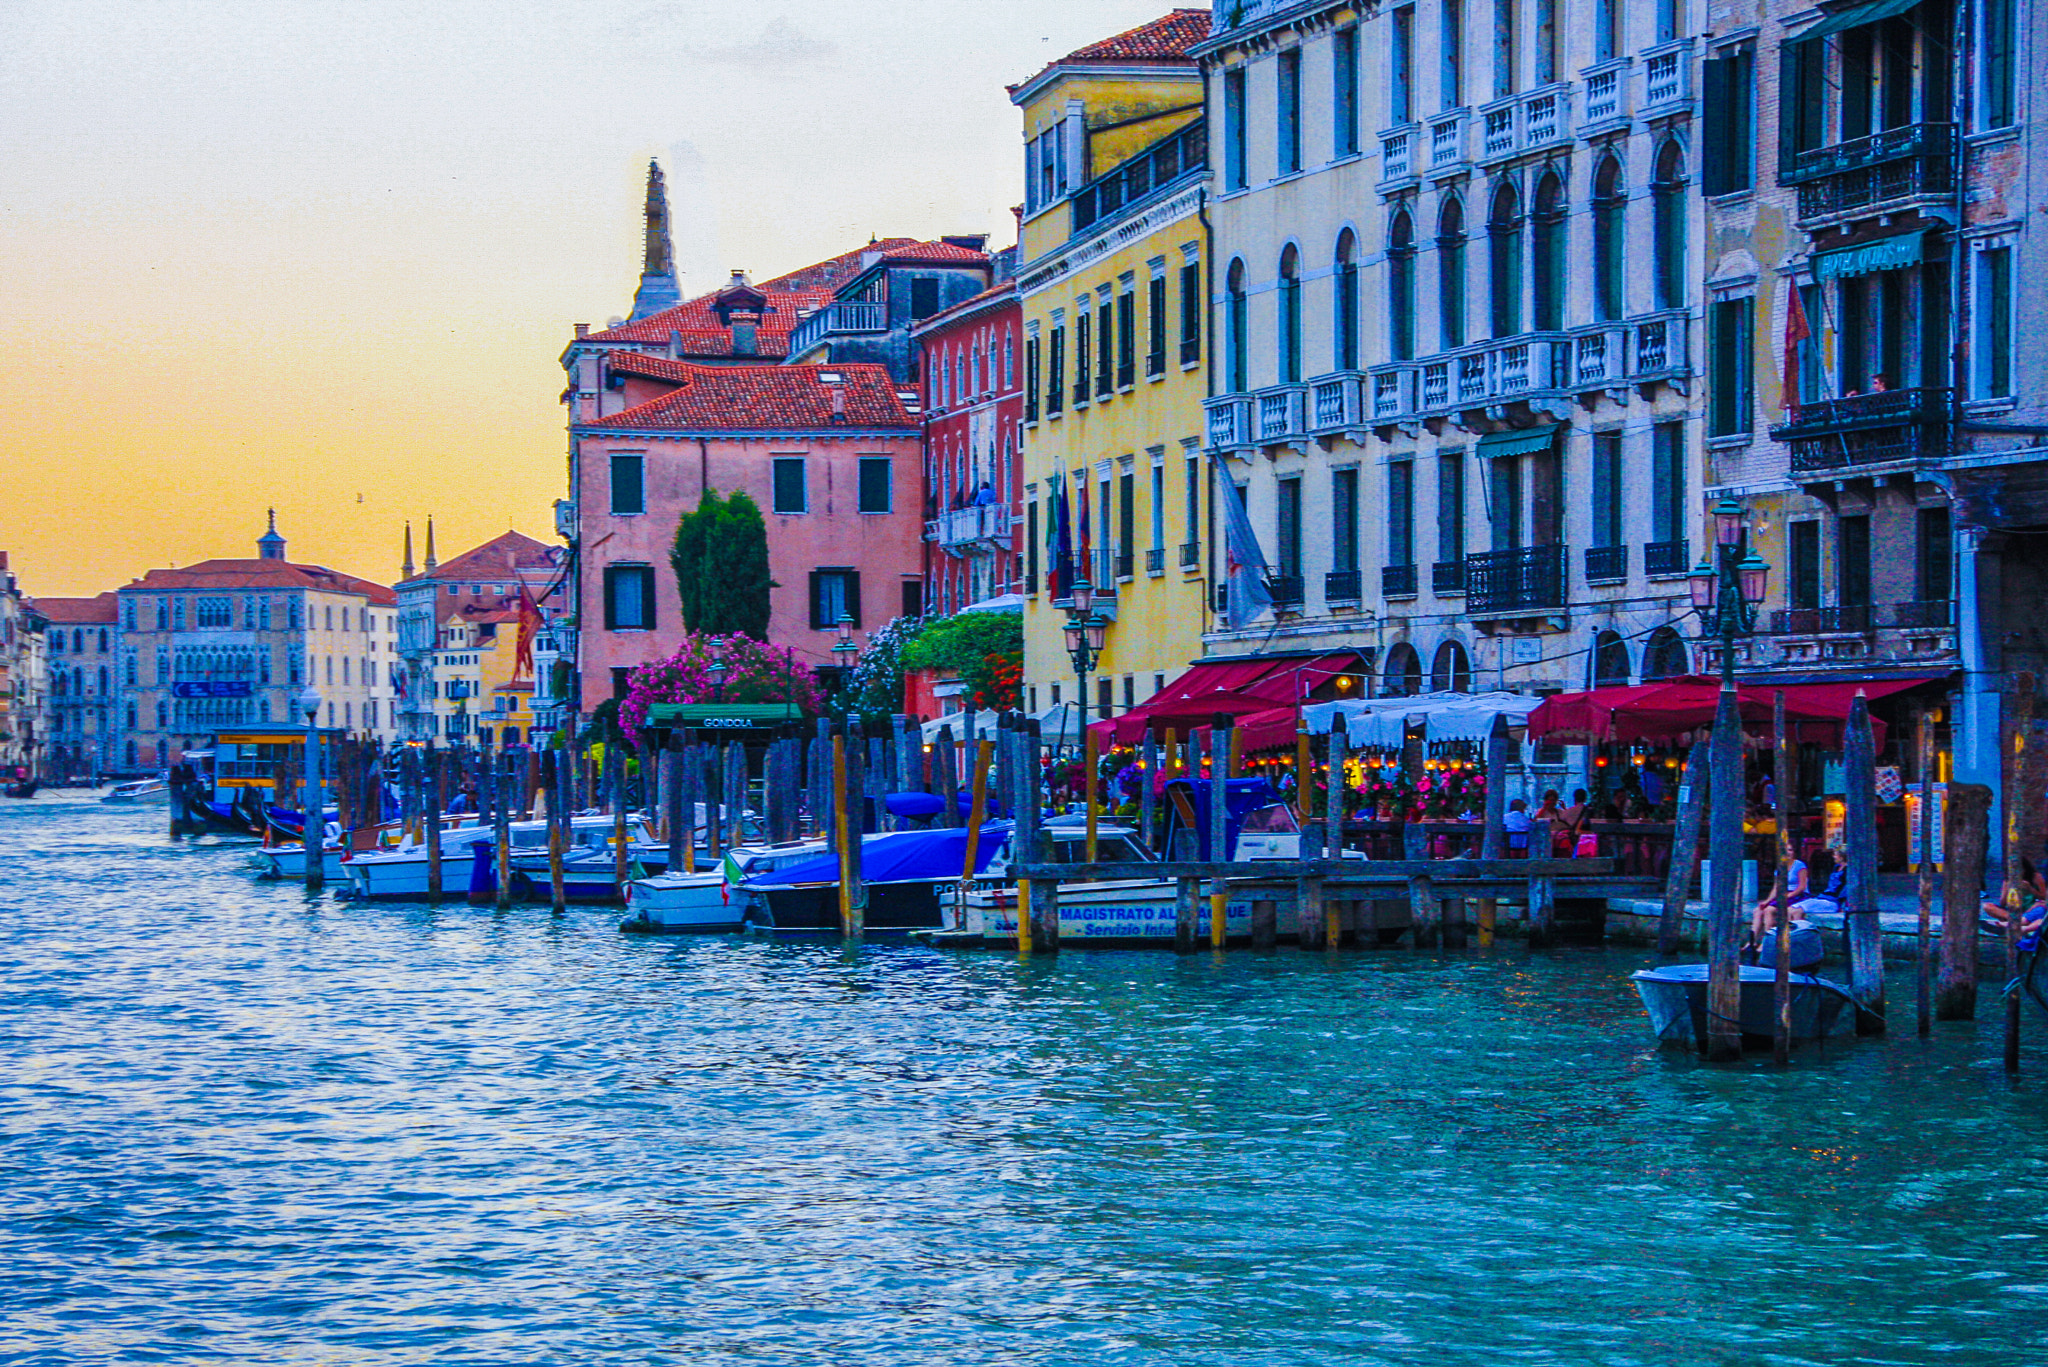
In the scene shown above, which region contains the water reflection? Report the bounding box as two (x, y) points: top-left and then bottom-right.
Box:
(0, 792), (2042, 1365)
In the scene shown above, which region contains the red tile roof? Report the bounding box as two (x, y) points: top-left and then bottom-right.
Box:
(583, 239), (926, 347)
(121, 560), (398, 605)
(419, 530), (559, 585)
(33, 593), (119, 624)
(583, 363), (916, 431)
(605, 351), (700, 386)
(912, 279), (1020, 336)
(1012, 10), (1209, 90)
(871, 239), (990, 265)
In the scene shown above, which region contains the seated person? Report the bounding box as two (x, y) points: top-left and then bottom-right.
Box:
(1982, 857), (2048, 931)
(1749, 852), (1813, 946)
(1503, 797), (1531, 854)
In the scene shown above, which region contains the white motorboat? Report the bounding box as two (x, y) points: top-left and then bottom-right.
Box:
(101, 778), (168, 805)
(343, 813), (654, 900)
(260, 843), (351, 881)
(624, 840), (826, 932)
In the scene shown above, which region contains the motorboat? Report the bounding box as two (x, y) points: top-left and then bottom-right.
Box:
(101, 778), (169, 805)
(339, 815), (599, 900)
(1630, 963), (1857, 1049)
(622, 840), (827, 933)
(740, 823), (1016, 935)
(2, 778), (40, 799)
(453, 813), (662, 902)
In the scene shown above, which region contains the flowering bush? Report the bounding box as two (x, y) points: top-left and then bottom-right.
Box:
(972, 651), (1023, 711)
(618, 633), (824, 739)
(840, 615), (921, 723)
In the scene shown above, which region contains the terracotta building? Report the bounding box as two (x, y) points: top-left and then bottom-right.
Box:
(38, 592), (120, 778)
(394, 523), (564, 741)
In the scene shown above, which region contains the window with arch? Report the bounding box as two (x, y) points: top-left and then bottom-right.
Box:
(1334, 230), (1359, 370)
(1652, 141), (1687, 311)
(1388, 211), (1417, 361)
(1226, 259), (1249, 393)
(1641, 626), (1690, 680)
(1385, 642), (1423, 697)
(1592, 155), (1625, 321)
(1592, 630), (1631, 688)
(1278, 245), (1302, 382)
(97, 665), (108, 696)
(1531, 170), (1566, 331)
(1429, 640), (1472, 693)
(1488, 182), (1523, 338)
(1437, 198), (1467, 349)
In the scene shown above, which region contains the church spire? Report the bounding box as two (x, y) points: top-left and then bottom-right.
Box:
(424, 516), (437, 572)
(257, 508), (287, 561)
(402, 520), (415, 580)
(629, 159), (682, 320)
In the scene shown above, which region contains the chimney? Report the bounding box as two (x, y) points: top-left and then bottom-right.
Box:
(730, 311), (759, 355)
(941, 234), (988, 253)
(728, 269), (751, 290)
(827, 378), (848, 424)
(669, 329), (684, 359)
(574, 323), (590, 339)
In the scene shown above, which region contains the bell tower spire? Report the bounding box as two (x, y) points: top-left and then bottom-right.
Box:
(402, 520), (416, 580)
(629, 159), (682, 320)
(424, 515), (438, 572)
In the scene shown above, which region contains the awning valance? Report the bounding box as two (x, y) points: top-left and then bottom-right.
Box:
(1813, 231), (1933, 284)
(1795, 0), (1920, 43)
(1477, 424), (1561, 459)
(1304, 692), (1541, 749)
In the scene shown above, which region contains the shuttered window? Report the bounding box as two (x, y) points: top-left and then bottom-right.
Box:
(609, 453), (644, 515)
(603, 566), (655, 631)
(809, 569), (861, 630)
(772, 457), (807, 513)
(1701, 49), (1754, 195)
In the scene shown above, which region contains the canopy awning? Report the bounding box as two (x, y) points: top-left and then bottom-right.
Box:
(1813, 231), (1933, 284)
(1092, 651), (1369, 748)
(1794, 0), (1920, 43)
(1305, 692), (1542, 749)
(1477, 424), (1561, 459)
(1524, 675), (1939, 748)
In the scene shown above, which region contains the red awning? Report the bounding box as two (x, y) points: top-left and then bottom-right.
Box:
(1525, 674), (1937, 749)
(1093, 652), (1366, 748)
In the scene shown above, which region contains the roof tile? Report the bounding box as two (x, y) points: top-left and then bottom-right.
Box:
(583, 362), (915, 431)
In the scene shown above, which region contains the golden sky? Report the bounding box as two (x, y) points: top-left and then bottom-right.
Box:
(0, 0), (1174, 597)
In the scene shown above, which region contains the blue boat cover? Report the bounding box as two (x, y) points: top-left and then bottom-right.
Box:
(884, 792), (945, 819)
(745, 822), (1015, 888)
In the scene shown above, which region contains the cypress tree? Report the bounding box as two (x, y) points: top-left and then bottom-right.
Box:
(670, 489), (774, 639)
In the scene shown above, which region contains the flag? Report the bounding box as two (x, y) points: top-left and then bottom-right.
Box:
(1782, 285), (1814, 415)
(1050, 476), (1073, 599)
(390, 662), (408, 699)
(1216, 458), (1273, 630)
(513, 584), (541, 679)
(1075, 476), (1092, 587)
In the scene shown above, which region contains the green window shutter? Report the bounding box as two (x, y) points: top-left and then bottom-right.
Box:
(609, 454), (644, 515)
(808, 571), (825, 630)
(602, 568), (619, 630)
(773, 458), (806, 513)
(845, 572), (862, 628)
(1701, 57), (1735, 194)
(858, 457), (891, 513)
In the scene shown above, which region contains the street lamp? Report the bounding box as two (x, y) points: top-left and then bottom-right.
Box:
(706, 633), (730, 704)
(1688, 498), (1772, 1061)
(298, 686), (323, 891)
(830, 613), (859, 685)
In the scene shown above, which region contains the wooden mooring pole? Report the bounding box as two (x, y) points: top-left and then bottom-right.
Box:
(1771, 692), (1792, 1065)
(1658, 746), (1709, 955)
(425, 743), (443, 905)
(2001, 674), (2041, 1073)
(1208, 716), (1231, 949)
(1476, 712), (1508, 949)
(1915, 710), (1935, 1037)
(1704, 682), (1744, 1061)
(1844, 691), (1884, 1034)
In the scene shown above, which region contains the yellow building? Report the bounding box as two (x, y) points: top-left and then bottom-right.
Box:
(428, 606), (533, 746)
(1010, 10), (1214, 725)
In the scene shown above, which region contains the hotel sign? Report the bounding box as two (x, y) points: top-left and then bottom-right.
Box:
(172, 681), (254, 699)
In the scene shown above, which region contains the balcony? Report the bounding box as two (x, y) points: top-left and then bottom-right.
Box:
(1579, 59), (1629, 130)
(1771, 387), (1952, 475)
(786, 299), (885, 359)
(1466, 544), (1566, 615)
(1206, 396), (1250, 449)
(1325, 569), (1362, 603)
(1308, 375), (1361, 431)
(1643, 538), (1689, 577)
(1479, 96), (1518, 162)
(1584, 545), (1628, 583)
(1771, 605), (1873, 636)
(1787, 123), (1953, 224)
(1369, 365), (1417, 422)
(934, 503), (1011, 554)
(1432, 560), (1468, 596)
(1639, 39), (1693, 114)
(1427, 110), (1469, 176)
(1522, 85), (1568, 150)
(1146, 547), (1165, 576)
(1115, 550), (1135, 581)
(1070, 119), (1206, 235)
(1380, 124), (1419, 185)
(1381, 564), (1418, 598)
(1179, 540), (1201, 570)
(1631, 312), (1690, 383)
(1883, 599), (1952, 629)
(1268, 575), (1305, 609)
(1253, 384), (1305, 444)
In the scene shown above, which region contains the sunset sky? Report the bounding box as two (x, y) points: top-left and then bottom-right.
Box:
(0, 0), (1175, 597)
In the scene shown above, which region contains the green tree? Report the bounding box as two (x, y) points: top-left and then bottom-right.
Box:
(671, 490), (775, 638)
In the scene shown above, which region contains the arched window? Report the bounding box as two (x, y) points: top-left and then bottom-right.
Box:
(1430, 640), (1473, 693)
(97, 665), (108, 696)
(98, 628), (109, 652)
(1334, 230), (1358, 370)
(1278, 245), (1302, 382)
(1592, 630), (1631, 688)
(1437, 197), (1466, 349)
(1388, 211), (1416, 361)
(1384, 642), (1423, 697)
(1593, 155), (1625, 322)
(1642, 626), (1690, 680)
(1531, 171), (1566, 332)
(72, 629), (84, 653)
(1652, 141), (1687, 311)
(1488, 182), (1523, 338)
(1226, 259), (1249, 393)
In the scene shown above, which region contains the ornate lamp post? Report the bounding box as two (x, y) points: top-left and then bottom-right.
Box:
(1686, 495), (1771, 1060)
(706, 633), (730, 704)
(1061, 572), (1107, 732)
(831, 612), (859, 675)
(298, 685), (324, 891)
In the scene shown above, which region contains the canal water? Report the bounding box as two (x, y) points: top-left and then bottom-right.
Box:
(3, 792), (2045, 1366)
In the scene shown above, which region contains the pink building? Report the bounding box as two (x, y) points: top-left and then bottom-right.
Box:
(569, 359), (924, 702)
(913, 265), (1024, 615)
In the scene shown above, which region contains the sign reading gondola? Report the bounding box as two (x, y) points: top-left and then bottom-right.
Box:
(172, 681), (254, 699)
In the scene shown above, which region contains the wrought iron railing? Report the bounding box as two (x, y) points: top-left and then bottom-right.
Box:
(1880, 599), (1953, 629)
(1771, 605), (1873, 635)
(1466, 544), (1566, 613)
(1381, 564), (1418, 598)
(1432, 560), (1467, 595)
(1584, 544), (1628, 582)
(1070, 119), (1206, 235)
(1268, 575), (1305, 608)
(1773, 387), (1952, 472)
(1179, 540), (1201, 569)
(1643, 539), (1689, 577)
(1325, 569), (1362, 602)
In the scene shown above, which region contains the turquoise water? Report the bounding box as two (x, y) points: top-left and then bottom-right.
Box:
(3, 791), (2045, 1366)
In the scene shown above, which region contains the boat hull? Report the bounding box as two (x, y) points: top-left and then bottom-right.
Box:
(753, 880), (946, 935)
(1631, 964), (1855, 1048)
(963, 879), (1298, 946)
(622, 872), (745, 932)
(262, 847), (349, 880)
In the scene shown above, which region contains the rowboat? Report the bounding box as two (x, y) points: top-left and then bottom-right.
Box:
(1630, 963), (1856, 1048)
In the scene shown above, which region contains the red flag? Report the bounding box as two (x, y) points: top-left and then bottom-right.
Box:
(513, 584), (541, 680)
(1782, 285), (1813, 415)
(1075, 478), (1092, 583)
